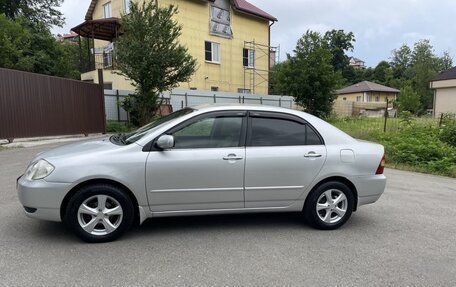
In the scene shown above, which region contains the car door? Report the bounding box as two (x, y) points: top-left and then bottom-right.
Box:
(145, 111), (247, 212)
(244, 111), (326, 208)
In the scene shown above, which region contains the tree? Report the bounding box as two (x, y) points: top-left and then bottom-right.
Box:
(438, 51), (453, 71)
(116, 1), (197, 125)
(0, 0), (64, 27)
(391, 44), (412, 79)
(389, 40), (453, 113)
(323, 30), (355, 72)
(410, 40), (441, 110)
(397, 85), (421, 114)
(373, 60), (393, 85)
(0, 14), (80, 79)
(323, 30), (355, 84)
(273, 31), (341, 118)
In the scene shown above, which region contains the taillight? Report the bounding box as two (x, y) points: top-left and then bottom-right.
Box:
(376, 155), (385, 174)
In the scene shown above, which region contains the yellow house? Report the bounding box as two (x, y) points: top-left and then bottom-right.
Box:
(430, 66), (456, 117)
(336, 81), (399, 103)
(72, 0), (277, 95)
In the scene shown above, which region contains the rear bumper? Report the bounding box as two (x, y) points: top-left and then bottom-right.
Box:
(349, 174), (386, 208)
(17, 175), (71, 222)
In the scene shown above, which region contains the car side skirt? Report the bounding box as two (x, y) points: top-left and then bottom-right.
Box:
(146, 201), (304, 218)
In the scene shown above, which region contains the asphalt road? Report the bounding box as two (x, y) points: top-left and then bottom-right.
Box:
(1, 143), (456, 287)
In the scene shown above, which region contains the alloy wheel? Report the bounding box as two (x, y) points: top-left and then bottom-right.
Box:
(77, 195), (124, 236)
(316, 189), (348, 224)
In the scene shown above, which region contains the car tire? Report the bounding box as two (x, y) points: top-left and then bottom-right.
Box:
(64, 184), (134, 243)
(304, 181), (354, 230)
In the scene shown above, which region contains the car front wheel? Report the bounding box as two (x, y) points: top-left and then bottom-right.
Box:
(304, 181), (354, 230)
(64, 184), (134, 243)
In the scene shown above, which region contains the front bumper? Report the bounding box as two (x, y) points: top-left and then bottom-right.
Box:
(349, 174), (387, 208)
(17, 175), (72, 222)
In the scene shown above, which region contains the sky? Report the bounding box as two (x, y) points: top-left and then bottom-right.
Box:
(53, 0), (456, 67)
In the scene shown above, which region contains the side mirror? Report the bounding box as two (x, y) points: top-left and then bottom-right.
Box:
(156, 135), (174, 150)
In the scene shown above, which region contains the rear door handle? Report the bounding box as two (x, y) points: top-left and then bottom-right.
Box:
(223, 154), (243, 161)
(304, 152), (322, 158)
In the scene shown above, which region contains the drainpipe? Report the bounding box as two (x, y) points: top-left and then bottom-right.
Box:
(268, 21), (274, 70)
(268, 21), (275, 94)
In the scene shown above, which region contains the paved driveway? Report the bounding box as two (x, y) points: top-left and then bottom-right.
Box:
(1, 143), (455, 286)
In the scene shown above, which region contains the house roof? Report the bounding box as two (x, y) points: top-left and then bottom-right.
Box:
(231, 0), (277, 21)
(337, 81), (399, 95)
(62, 32), (79, 39)
(71, 18), (122, 41)
(84, 0), (276, 21)
(349, 57), (364, 63)
(433, 66), (456, 81)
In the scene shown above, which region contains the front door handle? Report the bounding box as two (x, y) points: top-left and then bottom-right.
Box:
(304, 152), (322, 158)
(223, 154), (243, 161)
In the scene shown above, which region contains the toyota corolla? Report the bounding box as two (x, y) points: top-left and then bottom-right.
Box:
(17, 105), (386, 242)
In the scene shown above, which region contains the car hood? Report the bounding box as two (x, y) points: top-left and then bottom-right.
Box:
(32, 136), (119, 162)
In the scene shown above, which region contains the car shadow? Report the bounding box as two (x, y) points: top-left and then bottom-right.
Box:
(132, 212), (310, 236)
(10, 211), (375, 243)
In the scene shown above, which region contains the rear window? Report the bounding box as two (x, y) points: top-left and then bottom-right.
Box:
(250, 117), (323, 146)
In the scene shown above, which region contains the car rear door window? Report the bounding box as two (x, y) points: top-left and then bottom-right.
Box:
(249, 116), (323, 146)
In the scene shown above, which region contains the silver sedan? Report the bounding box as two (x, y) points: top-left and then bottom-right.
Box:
(17, 105), (386, 242)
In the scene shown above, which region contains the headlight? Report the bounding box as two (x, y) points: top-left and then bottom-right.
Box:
(24, 159), (55, 180)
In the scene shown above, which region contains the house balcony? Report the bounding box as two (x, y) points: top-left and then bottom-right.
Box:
(70, 17), (132, 88)
(71, 18), (121, 73)
(80, 52), (115, 73)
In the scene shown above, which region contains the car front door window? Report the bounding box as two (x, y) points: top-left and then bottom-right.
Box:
(173, 116), (243, 149)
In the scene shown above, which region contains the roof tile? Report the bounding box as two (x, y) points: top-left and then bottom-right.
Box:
(337, 81), (399, 94)
(433, 66), (456, 81)
(231, 0), (277, 21)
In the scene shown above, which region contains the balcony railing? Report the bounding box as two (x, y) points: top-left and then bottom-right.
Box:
(81, 52), (115, 73)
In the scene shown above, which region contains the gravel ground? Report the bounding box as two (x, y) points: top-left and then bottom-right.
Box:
(0, 142), (455, 286)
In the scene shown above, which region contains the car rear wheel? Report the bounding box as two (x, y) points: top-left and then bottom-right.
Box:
(304, 181), (354, 230)
(64, 184), (134, 243)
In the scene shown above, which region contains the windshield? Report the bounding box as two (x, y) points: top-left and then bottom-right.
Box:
(114, 108), (194, 145)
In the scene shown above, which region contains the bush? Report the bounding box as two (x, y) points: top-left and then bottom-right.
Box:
(374, 126), (456, 177)
(439, 125), (456, 147)
(399, 111), (414, 126)
(329, 116), (456, 177)
(440, 112), (456, 126)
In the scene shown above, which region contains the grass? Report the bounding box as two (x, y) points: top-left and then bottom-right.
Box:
(330, 116), (456, 178)
(330, 116), (439, 139)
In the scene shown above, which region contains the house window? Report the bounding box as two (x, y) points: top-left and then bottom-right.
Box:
(243, 48), (255, 68)
(356, 96), (362, 102)
(103, 82), (113, 90)
(205, 41), (220, 63)
(210, 6), (232, 38)
(124, 0), (132, 13)
(102, 43), (114, 68)
(238, 88), (251, 94)
(103, 2), (112, 18)
(375, 96), (380, 102)
(366, 95), (371, 102)
(211, 86), (219, 92)
(103, 53), (113, 68)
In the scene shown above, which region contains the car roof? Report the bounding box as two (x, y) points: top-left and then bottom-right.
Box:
(192, 103), (297, 113)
